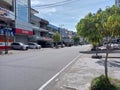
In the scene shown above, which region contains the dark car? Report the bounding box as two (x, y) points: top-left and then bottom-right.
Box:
(11, 42), (29, 50)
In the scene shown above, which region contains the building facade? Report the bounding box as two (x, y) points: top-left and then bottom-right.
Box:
(115, 0), (120, 7)
(0, 0), (15, 51)
(30, 9), (53, 47)
(0, 0), (77, 50)
(14, 0), (33, 43)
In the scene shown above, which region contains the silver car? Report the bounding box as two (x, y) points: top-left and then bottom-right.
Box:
(28, 42), (41, 49)
(11, 42), (29, 50)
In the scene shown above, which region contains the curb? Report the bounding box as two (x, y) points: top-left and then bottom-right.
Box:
(38, 54), (81, 90)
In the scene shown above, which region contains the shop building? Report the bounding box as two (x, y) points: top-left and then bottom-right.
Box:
(30, 9), (52, 47)
(58, 28), (74, 46)
(47, 24), (59, 38)
(14, 0), (33, 44)
(0, 0), (15, 51)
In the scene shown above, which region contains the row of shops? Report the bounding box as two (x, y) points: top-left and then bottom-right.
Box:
(0, 0), (76, 51)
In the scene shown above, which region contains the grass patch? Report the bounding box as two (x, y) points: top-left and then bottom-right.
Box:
(90, 75), (120, 90)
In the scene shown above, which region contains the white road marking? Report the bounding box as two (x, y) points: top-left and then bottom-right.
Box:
(38, 54), (80, 90)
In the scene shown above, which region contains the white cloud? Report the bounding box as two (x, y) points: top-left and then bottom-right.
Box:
(31, 0), (45, 6)
(31, 0), (114, 31)
(31, 0), (57, 14)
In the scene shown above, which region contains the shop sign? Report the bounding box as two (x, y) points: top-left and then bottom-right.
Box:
(0, 28), (14, 36)
(15, 28), (33, 35)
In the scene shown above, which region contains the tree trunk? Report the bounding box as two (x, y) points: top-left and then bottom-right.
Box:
(96, 45), (98, 56)
(104, 43), (109, 82)
(55, 42), (58, 48)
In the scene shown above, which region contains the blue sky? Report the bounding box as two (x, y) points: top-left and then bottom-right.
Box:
(31, 0), (115, 32)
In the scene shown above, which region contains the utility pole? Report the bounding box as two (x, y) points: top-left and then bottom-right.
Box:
(4, 28), (8, 54)
(59, 24), (64, 45)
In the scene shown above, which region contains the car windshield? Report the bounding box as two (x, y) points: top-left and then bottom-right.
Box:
(19, 43), (24, 45)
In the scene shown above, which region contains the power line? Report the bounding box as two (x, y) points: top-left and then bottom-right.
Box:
(1, 0), (113, 29)
(32, 0), (79, 7)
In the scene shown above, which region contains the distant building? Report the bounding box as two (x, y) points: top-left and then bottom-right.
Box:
(115, 0), (120, 7)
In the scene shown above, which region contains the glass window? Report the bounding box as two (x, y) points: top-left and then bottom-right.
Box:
(16, 0), (29, 22)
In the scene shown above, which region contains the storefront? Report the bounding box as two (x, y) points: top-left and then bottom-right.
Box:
(0, 6), (15, 51)
(14, 21), (33, 43)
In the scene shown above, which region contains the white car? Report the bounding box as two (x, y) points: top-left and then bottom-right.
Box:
(111, 43), (120, 49)
(11, 42), (29, 50)
(98, 46), (107, 50)
(28, 42), (41, 49)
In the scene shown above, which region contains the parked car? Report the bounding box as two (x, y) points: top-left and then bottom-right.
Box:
(110, 43), (120, 49)
(98, 45), (107, 50)
(27, 42), (41, 49)
(11, 42), (29, 50)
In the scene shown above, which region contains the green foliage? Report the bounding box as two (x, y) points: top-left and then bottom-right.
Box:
(52, 32), (61, 43)
(90, 75), (120, 90)
(72, 36), (80, 44)
(76, 5), (120, 81)
(76, 12), (102, 46)
(76, 5), (120, 45)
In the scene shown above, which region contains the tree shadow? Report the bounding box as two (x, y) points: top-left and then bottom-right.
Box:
(96, 59), (120, 68)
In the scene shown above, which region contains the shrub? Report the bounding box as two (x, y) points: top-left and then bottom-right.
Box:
(90, 75), (120, 90)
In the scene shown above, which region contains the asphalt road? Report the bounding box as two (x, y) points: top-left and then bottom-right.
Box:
(0, 46), (88, 90)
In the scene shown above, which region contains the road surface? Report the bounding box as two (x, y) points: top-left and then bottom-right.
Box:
(0, 45), (89, 90)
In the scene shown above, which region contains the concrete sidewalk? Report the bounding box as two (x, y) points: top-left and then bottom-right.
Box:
(52, 52), (120, 90)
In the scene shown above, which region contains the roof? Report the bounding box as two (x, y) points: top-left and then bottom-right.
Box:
(47, 24), (59, 30)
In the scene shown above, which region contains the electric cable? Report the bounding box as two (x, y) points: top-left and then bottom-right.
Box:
(32, 0), (79, 7)
(0, 0), (113, 29)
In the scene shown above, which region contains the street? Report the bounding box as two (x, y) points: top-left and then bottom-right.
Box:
(0, 45), (89, 90)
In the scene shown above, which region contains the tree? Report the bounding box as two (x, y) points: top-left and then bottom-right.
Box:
(100, 6), (120, 81)
(76, 13), (102, 56)
(72, 36), (80, 45)
(76, 5), (120, 81)
(52, 32), (61, 48)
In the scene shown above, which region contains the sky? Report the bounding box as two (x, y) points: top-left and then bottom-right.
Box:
(31, 0), (115, 32)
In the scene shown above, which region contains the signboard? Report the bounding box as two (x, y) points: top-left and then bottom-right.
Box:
(0, 28), (14, 50)
(0, 28), (14, 36)
(15, 28), (33, 35)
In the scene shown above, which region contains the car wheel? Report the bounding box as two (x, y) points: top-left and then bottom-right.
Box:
(22, 47), (26, 50)
(26, 47), (28, 50)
